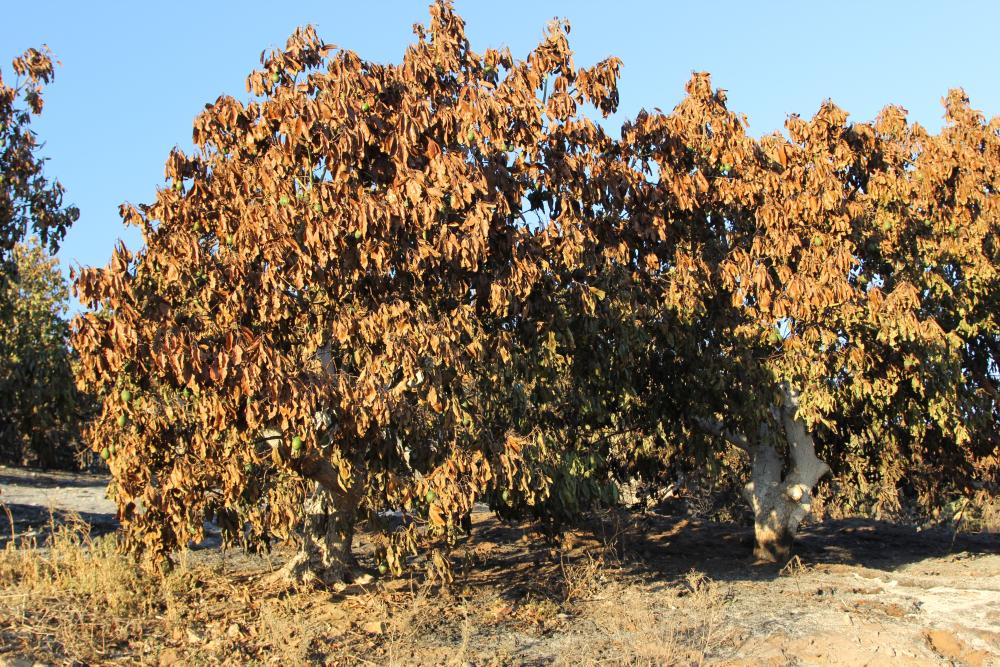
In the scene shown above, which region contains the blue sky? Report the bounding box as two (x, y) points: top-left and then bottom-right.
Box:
(3, 1), (999, 310)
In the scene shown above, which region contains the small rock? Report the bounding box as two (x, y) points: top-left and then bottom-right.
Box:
(158, 648), (180, 667)
(0, 659), (37, 667)
(925, 629), (966, 662)
(325, 606), (348, 621)
(362, 620), (387, 635)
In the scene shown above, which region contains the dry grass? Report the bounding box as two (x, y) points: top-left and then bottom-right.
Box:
(0, 513), (305, 664)
(0, 514), (740, 665)
(0, 513), (163, 663)
(0, 512), (515, 664)
(960, 491), (1000, 534)
(3, 504), (996, 665)
(549, 569), (732, 667)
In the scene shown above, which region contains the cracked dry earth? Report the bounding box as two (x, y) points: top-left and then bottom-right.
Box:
(468, 516), (1000, 666)
(0, 465), (998, 666)
(706, 556), (1000, 666)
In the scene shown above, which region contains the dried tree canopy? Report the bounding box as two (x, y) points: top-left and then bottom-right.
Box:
(73, 1), (998, 572)
(610, 76), (998, 510)
(73, 3), (624, 571)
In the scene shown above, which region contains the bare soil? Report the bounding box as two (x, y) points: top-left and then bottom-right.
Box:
(0, 466), (116, 542)
(1, 465), (998, 666)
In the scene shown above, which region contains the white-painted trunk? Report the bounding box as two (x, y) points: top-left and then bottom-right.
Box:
(743, 385), (830, 562)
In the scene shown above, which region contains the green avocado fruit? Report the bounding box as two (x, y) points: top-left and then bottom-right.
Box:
(291, 436), (303, 451)
(120, 389), (132, 403)
(117, 414), (128, 428)
(425, 490), (437, 503)
(100, 447), (111, 461)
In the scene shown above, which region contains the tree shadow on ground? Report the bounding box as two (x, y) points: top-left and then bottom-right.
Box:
(0, 504), (117, 548)
(2, 468), (996, 603)
(442, 509), (1000, 600)
(0, 470), (108, 489)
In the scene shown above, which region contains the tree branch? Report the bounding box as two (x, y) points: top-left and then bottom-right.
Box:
(777, 383), (831, 500)
(691, 415), (751, 452)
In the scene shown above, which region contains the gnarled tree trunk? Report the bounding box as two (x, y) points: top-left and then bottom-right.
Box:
(695, 384), (830, 563)
(262, 420), (366, 587)
(743, 385), (830, 563)
(280, 480), (362, 586)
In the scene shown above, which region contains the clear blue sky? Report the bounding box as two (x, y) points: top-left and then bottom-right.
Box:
(3, 1), (999, 310)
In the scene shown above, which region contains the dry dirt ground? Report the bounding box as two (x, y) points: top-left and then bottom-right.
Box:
(1, 465), (998, 666)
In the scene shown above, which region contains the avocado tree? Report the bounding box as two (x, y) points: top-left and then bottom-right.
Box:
(0, 47), (82, 467)
(72, 2), (623, 583)
(591, 74), (999, 561)
(73, 4), (997, 575)
(0, 46), (78, 293)
(0, 237), (85, 467)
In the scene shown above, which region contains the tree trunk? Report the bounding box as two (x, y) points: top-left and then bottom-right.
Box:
(743, 385), (830, 563)
(280, 480), (362, 586)
(260, 421), (367, 586)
